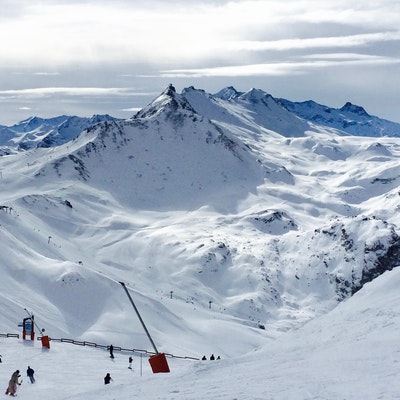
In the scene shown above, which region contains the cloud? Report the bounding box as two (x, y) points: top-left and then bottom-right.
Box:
(121, 107), (142, 112)
(228, 32), (400, 52)
(156, 54), (400, 78)
(0, 2), (232, 66)
(302, 53), (393, 60)
(0, 1), (397, 68)
(32, 72), (61, 76)
(0, 87), (155, 99)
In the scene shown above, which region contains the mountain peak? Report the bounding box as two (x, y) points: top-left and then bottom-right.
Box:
(239, 88), (269, 101)
(214, 86), (242, 100)
(340, 102), (369, 116)
(162, 83), (177, 96)
(135, 84), (196, 120)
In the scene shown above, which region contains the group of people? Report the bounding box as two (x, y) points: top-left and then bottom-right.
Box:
(4, 367), (35, 396)
(103, 354), (134, 385)
(202, 354), (221, 360)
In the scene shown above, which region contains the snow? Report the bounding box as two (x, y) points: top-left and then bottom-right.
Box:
(0, 85), (400, 399)
(1, 268), (399, 399)
(279, 97), (400, 137)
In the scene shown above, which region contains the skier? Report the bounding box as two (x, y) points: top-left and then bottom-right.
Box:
(27, 366), (35, 383)
(5, 370), (21, 396)
(104, 373), (113, 385)
(128, 356), (133, 369)
(108, 344), (114, 359)
(210, 354), (215, 360)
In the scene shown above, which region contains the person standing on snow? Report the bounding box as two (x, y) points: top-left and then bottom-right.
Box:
(104, 373), (113, 384)
(5, 370), (21, 396)
(128, 356), (133, 369)
(108, 344), (114, 359)
(27, 366), (35, 383)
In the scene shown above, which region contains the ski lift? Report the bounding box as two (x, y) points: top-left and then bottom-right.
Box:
(119, 282), (170, 373)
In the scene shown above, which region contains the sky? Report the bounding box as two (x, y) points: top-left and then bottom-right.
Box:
(0, 0), (399, 125)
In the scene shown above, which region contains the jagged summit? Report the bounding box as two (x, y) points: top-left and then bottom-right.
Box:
(134, 83), (197, 120)
(214, 86), (242, 100)
(14, 115), (69, 131)
(182, 86), (209, 97)
(340, 101), (369, 116)
(239, 87), (271, 101)
(280, 97), (400, 137)
(164, 83), (177, 96)
(0, 114), (119, 150)
(31, 84), (268, 210)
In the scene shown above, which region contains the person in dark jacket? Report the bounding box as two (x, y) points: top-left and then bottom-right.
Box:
(128, 356), (133, 369)
(27, 366), (35, 383)
(108, 344), (114, 359)
(104, 373), (113, 385)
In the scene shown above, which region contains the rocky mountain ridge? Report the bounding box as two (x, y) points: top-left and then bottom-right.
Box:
(2, 84), (400, 155)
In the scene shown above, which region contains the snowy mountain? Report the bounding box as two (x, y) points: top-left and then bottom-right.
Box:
(2, 85), (399, 156)
(279, 97), (400, 137)
(0, 114), (119, 153)
(0, 84), (400, 398)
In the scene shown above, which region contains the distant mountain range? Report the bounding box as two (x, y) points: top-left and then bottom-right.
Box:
(0, 114), (119, 154)
(1, 85), (400, 155)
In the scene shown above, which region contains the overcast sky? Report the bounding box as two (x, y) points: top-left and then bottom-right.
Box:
(0, 0), (399, 125)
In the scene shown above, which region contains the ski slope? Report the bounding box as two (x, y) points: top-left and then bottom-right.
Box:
(1, 268), (399, 399)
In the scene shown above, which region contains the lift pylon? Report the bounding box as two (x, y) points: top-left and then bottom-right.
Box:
(119, 282), (170, 373)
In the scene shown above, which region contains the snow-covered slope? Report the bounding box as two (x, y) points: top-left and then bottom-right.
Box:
(0, 114), (119, 152)
(1, 267), (399, 400)
(183, 86), (310, 138)
(0, 84), (399, 389)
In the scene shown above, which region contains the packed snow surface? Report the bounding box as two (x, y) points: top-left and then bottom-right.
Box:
(1, 268), (399, 399)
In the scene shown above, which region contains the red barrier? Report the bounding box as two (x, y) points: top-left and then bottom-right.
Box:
(149, 353), (170, 373)
(41, 335), (50, 349)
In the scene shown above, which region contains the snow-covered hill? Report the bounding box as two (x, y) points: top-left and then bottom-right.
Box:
(0, 84), (399, 398)
(0, 114), (119, 153)
(279, 98), (400, 137)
